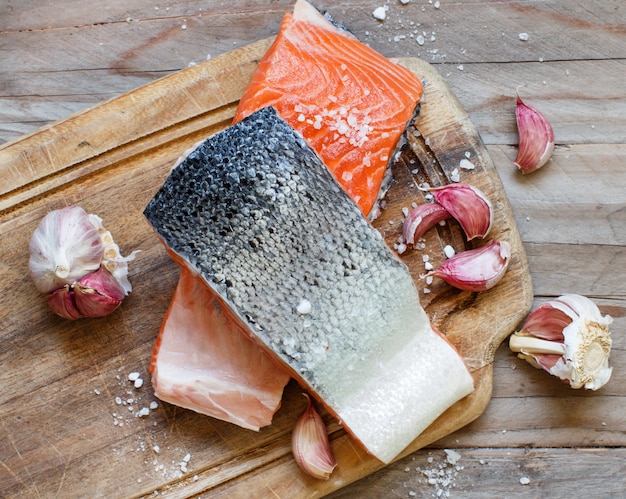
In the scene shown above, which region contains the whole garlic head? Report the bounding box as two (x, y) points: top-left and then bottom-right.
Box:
(510, 294), (613, 390)
(29, 206), (104, 293)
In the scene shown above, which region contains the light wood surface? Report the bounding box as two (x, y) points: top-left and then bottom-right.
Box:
(1, 1), (624, 497)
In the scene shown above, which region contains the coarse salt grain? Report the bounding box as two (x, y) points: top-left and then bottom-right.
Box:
(134, 378), (144, 389)
(128, 372), (140, 381)
(296, 299), (312, 315)
(518, 32), (529, 41)
(520, 476), (530, 485)
(150, 401), (159, 410)
(424, 261), (434, 271)
(444, 245), (455, 258)
(450, 168), (461, 182)
(372, 6), (387, 20)
(459, 158), (475, 170)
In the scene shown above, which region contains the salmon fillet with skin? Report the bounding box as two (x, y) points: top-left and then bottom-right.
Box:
(150, 0), (424, 431)
(144, 108), (474, 464)
(150, 267), (290, 431)
(234, 0), (423, 218)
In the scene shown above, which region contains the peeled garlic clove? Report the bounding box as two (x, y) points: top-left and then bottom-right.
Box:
(514, 90), (555, 174)
(73, 266), (127, 318)
(402, 202), (452, 245)
(429, 240), (511, 292)
(29, 206), (104, 293)
(292, 394), (337, 480)
(46, 285), (84, 320)
(427, 184), (493, 240)
(509, 294), (612, 390)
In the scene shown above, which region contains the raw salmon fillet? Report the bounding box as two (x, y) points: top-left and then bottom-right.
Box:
(150, 267), (290, 431)
(234, 0), (423, 218)
(144, 108), (474, 464)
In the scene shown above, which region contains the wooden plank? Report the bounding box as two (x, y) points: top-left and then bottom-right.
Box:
(0, 37), (531, 496)
(326, 447), (626, 498)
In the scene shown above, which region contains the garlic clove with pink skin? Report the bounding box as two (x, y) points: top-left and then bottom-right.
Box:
(292, 393), (337, 480)
(429, 239), (511, 292)
(514, 90), (555, 174)
(426, 184), (493, 240)
(29, 206), (104, 293)
(73, 266), (127, 318)
(509, 294), (612, 390)
(45, 266), (126, 320)
(46, 286), (85, 320)
(402, 202), (452, 246)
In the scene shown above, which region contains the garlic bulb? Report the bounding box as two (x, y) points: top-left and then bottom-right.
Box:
(30, 205), (137, 319)
(292, 394), (337, 480)
(29, 206), (104, 293)
(509, 294), (612, 390)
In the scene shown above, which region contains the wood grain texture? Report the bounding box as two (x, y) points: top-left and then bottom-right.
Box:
(1, 0), (624, 497)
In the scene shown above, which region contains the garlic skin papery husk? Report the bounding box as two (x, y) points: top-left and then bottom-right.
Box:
(514, 90), (555, 174)
(292, 394), (337, 480)
(429, 240), (511, 292)
(29, 206), (105, 293)
(509, 294), (613, 390)
(426, 184), (493, 240)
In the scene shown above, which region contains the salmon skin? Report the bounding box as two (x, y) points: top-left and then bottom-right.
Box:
(234, 0), (423, 219)
(144, 107), (474, 464)
(149, 267), (290, 431)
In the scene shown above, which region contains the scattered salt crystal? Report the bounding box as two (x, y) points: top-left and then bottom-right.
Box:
(128, 372), (140, 381)
(434, 0), (441, 8)
(181, 24), (187, 30)
(296, 299), (312, 315)
(424, 261), (434, 271)
(520, 476), (530, 485)
(422, 254), (430, 262)
(423, 287), (431, 294)
(153, 445), (160, 453)
(94, 389), (101, 395)
(150, 401), (159, 410)
(518, 32), (529, 41)
(401, 0), (411, 4)
(402, 207), (410, 217)
(138, 407), (150, 417)
(426, 276), (434, 285)
(450, 168), (461, 182)
(459, 158), (475, 170)
(416, 35), (425, 46)
(183, 453), (191, 463)
(444, 449), (461, 465)
(115, 397), (122, 405)
(465, 151), (471, 159)
(134, 378), (144, 389)
(397, 243), (407, 255)
(444, 245), (455, 258)
(457, 65), (464, 71)
(408, 491), (416, 497)
(372, 6), (387, 20)
(602, 421), (607, 426)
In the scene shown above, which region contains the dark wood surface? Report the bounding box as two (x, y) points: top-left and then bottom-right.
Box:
(1, 1), (624, 497)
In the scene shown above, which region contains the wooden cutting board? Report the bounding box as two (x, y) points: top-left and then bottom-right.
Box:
(0, 38), (532, 498)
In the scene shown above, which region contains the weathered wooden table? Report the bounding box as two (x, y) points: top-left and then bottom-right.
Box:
(1, 1), (624, 497)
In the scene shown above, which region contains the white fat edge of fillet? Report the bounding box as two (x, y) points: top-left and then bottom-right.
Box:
(318, 277), (474, 464)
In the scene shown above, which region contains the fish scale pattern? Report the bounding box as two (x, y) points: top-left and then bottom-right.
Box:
(144, 107), (419, 402)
